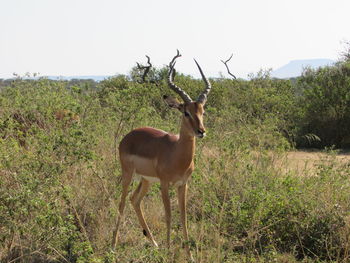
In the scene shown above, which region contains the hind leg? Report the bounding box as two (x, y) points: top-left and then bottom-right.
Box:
(130, 178), (158, 247)
(112, 166), (133, 249)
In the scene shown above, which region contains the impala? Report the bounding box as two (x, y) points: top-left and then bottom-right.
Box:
(112, 50), (211, 260)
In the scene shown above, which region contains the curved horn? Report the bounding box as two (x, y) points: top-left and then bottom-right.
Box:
(167, 50), (192, 104)
(194, 59), (211, 104)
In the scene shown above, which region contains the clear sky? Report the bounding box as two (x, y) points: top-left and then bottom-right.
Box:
(0, 0), (349, 79)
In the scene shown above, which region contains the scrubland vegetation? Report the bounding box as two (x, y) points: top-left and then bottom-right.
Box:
(1, 53), (350, 263)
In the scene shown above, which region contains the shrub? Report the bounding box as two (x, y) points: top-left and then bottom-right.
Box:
(296, 60), (350, 148)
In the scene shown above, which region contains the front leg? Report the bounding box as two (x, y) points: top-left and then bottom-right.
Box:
(177, 183), (194, 261)
(160, 181), (171, 248)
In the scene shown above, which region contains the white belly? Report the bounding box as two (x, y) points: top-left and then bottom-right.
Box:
(134, 174), (161, 183)
(134, 174), (185, 187)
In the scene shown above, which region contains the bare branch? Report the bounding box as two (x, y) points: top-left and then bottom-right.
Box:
(221, 54), (237, 79)
(136, 55), (153, 83)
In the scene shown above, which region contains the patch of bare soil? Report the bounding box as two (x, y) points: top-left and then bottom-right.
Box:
(279, 150), (350, 176)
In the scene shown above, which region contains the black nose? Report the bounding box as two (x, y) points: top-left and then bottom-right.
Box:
(197, 129), (206, 138)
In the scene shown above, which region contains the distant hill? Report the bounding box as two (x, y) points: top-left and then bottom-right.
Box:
(46, 75), (112, 81)
(271, 59), (334, 79)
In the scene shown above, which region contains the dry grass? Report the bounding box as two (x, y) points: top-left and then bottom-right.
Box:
(115, 148), (350, 262)
(202, 145), (350, 177)
(271, 150), (350, 176)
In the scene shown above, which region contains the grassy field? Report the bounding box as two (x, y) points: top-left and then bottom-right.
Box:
(1, 73), (350, 263)
(111, 149), (350, 263)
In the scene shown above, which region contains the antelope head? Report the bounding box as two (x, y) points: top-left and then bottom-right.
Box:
(164, 50), (211, 138)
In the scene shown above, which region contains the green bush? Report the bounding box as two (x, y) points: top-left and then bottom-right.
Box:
(296, 60), (350, 147)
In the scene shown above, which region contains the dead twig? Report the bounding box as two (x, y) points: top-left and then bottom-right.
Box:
(221, 54), (237, 79)
(114, 114), (125, 164)
(60, 185), (92, 248)
(136, 55), (158, 84)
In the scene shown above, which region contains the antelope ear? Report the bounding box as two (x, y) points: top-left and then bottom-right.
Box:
(163, 95), (183, 110)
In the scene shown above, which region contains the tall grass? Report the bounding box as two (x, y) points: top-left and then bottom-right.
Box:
(1, 75), (350, 263)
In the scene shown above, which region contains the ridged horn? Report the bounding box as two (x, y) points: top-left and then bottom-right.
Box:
(167, 50), (193, 104)
(194, 59), (211, 104)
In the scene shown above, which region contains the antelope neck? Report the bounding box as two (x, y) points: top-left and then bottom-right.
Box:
(177, 118), (196, 160)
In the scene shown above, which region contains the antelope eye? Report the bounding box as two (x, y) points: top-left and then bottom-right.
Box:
(184, 111), (190, 117)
